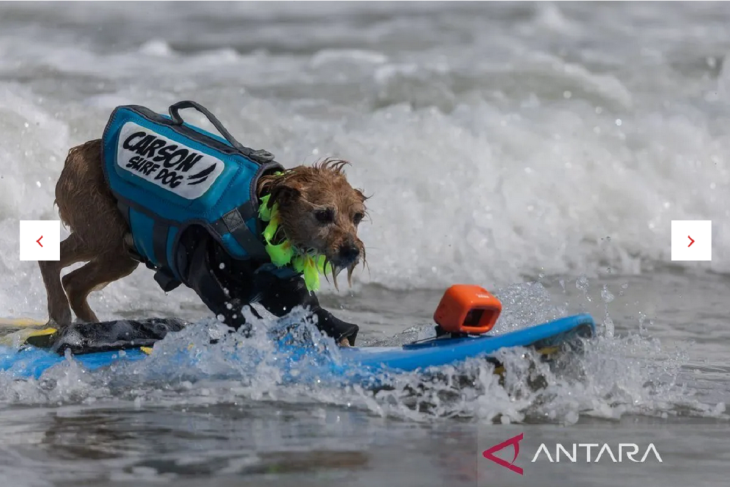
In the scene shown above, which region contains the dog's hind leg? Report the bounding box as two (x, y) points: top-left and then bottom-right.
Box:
(39, 232), (95, 328)
(62, 248), (139, 323)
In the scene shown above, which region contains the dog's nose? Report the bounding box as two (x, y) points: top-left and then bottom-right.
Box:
(338, 243), (360, 263)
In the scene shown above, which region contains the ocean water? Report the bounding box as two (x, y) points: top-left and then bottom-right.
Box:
(0, 2), (729, 486)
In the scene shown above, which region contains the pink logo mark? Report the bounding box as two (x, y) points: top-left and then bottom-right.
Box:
(482, 433), (524, 475)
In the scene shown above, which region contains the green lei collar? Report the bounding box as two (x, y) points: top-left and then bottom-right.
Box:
(258, 193), (331, 292)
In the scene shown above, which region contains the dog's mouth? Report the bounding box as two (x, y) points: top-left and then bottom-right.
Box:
(324, 257), (361, 290)
(296, 244), (364, 290)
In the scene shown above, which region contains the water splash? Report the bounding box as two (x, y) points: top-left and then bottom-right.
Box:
(1, 282), (724, 424)
(601, 284), (616, 338)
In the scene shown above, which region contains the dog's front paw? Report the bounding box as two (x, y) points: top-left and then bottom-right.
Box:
(44, 318), (66, 331)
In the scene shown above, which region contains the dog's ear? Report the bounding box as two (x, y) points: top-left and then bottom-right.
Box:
(354, 189), (369, 205)
(269, 181), (301, 208)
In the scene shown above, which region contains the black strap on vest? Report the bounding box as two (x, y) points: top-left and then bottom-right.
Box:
(152, 221), (182, 292)
(154, 269), (182, 293)
(117, 201), (131, 225)
(117, 200), (143, 264)
(118, 199), (181, 291)
(152, 221), (170, 269)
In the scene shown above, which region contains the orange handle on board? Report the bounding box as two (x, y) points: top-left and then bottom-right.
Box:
(433, 285), (502, 335)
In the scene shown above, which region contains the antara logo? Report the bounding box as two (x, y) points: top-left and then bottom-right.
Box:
(532, 443), (663, 463)
(482, 434), (663, 475)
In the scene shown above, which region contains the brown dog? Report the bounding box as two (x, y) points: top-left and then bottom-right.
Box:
(39, 138), (367, 343)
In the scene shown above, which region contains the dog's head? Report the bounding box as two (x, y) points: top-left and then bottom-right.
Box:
(258, 159), (368, 287)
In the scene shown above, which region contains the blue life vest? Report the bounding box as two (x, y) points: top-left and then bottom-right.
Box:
(101, 101), (283, 291)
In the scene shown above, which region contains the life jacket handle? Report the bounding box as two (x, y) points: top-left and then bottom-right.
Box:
(168, 100), (275, 163)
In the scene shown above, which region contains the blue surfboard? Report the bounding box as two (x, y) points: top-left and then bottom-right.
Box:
(0, 314), (594, 383)
(339, 313), (594, 373)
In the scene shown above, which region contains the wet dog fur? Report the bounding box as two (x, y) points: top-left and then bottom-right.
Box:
(39, 139), (367, 332)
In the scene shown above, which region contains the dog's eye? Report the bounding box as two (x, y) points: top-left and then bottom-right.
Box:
(314, 208), (335, 224)
(353, 212), (364, 225)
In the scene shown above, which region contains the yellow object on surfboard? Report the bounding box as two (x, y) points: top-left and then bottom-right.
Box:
(0, 318), (57, 347)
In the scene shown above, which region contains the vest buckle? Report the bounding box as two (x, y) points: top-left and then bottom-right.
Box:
(248, 149), (275, 163)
